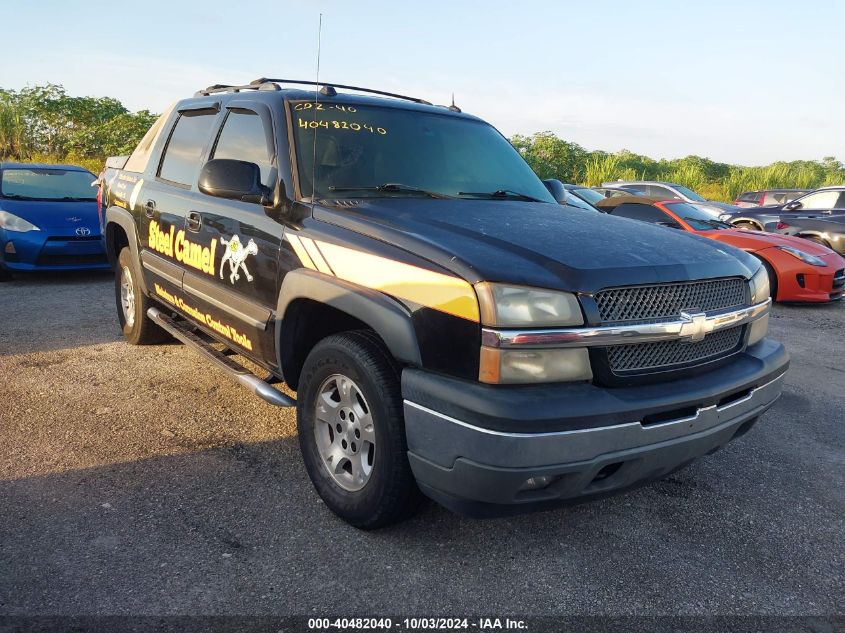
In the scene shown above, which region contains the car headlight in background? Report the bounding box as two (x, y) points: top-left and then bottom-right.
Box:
(749, 266), (771, 303)
(719, 213), (731, 222)
(776, 245), (827, 267)
(475, 283), (583, 327)
(0, 211), (40, 232)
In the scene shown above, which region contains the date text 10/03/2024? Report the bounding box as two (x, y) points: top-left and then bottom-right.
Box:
(307, 618), (528, 630)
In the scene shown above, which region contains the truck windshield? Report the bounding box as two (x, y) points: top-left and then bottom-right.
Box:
(0, 168), (97, 201)
(290, 101), (555, 203)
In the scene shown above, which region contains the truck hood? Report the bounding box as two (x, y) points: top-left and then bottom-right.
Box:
(0, 197), (99, 232)
(313, 199), (759, 293)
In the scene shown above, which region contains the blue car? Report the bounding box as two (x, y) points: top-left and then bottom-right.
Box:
(0, 163), (110, 279)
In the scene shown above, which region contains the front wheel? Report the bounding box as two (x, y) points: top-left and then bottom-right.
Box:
(115, 246), (170, 345)
(296, 331), (421, 529)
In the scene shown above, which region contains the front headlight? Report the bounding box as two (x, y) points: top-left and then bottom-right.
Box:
(719, 213), (731, 222)
(749, 266), (770, 303)
(479, 347), (593, 384)
(475, 283), (583, 327)
(776, 245), (827, 267)
(0, 211), (40, 232)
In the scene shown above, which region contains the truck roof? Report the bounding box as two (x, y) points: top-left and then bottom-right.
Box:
(179, 80), (482, 122)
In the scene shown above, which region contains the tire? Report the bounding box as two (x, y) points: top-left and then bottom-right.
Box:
(735, 221), (760, 231)
(115, 246), (170, 345)
(801, 235), (832, 249)
(296, 330), (421, 529)
(0, 267), (11, 282)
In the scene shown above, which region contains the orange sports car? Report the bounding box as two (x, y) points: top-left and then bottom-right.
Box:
(597, 196), (845, 303)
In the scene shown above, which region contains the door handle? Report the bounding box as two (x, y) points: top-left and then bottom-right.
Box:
(143, 200), (156, 218)
(186, 211), (202, 231)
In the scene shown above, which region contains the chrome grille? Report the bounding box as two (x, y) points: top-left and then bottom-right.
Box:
(607, 326), (744, 374)
(595, 278), (746, 324)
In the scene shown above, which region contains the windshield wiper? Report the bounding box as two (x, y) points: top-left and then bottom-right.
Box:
(58, 196), (96, 201)
(697, 218), (732, 230)
(1, 194), (38, 201)
(328, 183), (452, 199)
(458, 189), (545, 202)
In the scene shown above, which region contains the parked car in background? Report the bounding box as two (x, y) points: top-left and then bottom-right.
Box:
(562, 183), (604, 209)
(592, 186), (644, 198)
(602, 180), (741, 218)
(733, 189), (810, 208)
(720, 186), (845, 231)
(0, 163), (108, 281)
(777, 214), (845, 255)
(597, 196), (845, 303)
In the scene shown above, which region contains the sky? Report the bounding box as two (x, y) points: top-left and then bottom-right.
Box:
(3, 0), (843, 166)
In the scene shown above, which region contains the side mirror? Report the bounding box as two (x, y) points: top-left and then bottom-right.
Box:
(542, 179), (568, 205)
(199, 159), (271, 205)
(783, 200), (802, 211)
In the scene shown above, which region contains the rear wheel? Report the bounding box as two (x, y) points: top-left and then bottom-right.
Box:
(115, 247), (170, 345)
(296, 330), (421, 529)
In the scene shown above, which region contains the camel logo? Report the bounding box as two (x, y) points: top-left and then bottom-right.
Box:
(219, 235), (258, 284)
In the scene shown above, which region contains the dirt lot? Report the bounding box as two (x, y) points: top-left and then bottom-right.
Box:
(0, 271), (843, 616)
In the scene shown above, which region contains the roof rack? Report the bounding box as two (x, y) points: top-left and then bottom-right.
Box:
(195, 78), (432, 105)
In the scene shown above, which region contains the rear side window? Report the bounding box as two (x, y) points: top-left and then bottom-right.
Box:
(158, 110), (217, 186)
(124, 104), (175, 174)
(211, 110), (273, 185)
(739, 191), (762, 202)
(836, 192), (845, 209)
(609, 203), (670, 223)
(647, 185), (681, 199)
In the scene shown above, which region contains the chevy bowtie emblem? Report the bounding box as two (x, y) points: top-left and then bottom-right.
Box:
(75, 227), (91, 236)
(679, 311), (712, 343)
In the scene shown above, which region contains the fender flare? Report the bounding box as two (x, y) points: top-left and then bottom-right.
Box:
(105, 206), (146, 293)
(276, 268), (423, 369)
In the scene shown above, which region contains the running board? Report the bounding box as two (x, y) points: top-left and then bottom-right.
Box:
(147, 307), (295, 408)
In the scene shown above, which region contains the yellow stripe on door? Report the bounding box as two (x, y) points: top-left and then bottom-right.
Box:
(316, 240), (479, 322)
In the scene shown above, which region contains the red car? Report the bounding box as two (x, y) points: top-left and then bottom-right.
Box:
(597, 196), (845, 303)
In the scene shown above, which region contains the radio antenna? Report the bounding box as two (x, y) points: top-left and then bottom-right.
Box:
(310, 13), (323, 203)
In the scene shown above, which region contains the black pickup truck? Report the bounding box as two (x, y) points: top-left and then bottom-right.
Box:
(100, 78), (788, 528)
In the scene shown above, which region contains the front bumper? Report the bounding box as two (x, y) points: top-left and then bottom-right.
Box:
(773, 252), (845, 303)
(403, 338), (788, 517)
(1, 230), (109, 271)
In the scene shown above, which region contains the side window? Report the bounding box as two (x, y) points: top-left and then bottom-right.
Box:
(623, 184), (648, 194)
(124, 104), (175, 174)
(647, 185), (680, 199)
(211, 110), (273, 185)
(158, 110), (217, 186)
(610, 203), (670, 223)
(836, 192), (845, 209)
(746, 192), (763, 203)
(797, 190), (840, 210)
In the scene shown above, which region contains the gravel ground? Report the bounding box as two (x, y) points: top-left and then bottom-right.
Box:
(0, 271), (843, 617)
